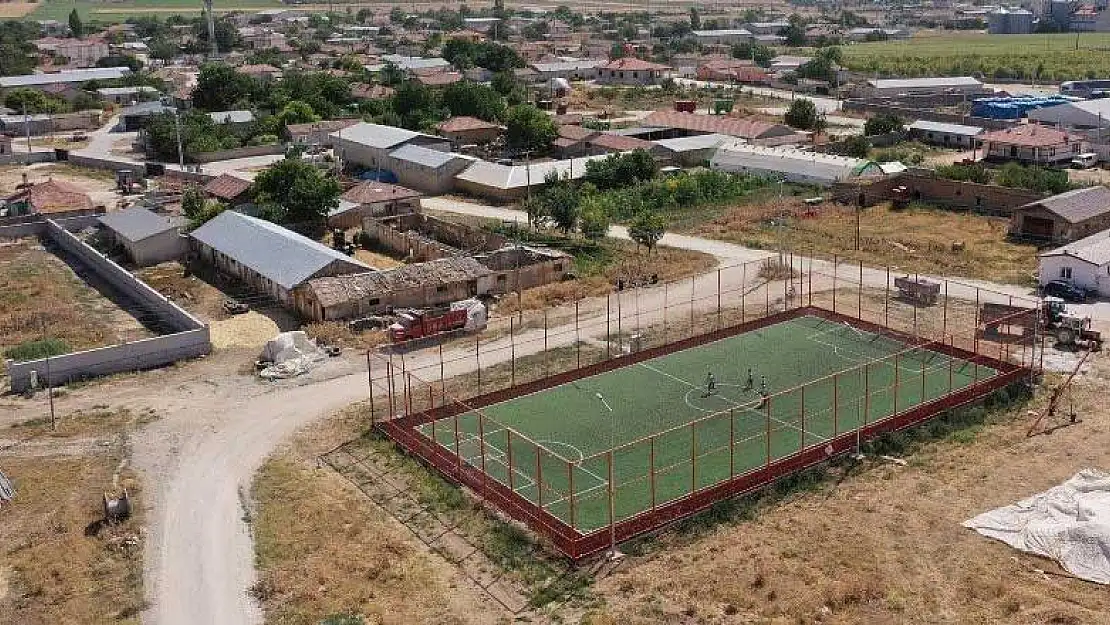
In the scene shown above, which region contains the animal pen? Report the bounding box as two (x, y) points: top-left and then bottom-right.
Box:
(368, 254), (1041, 560)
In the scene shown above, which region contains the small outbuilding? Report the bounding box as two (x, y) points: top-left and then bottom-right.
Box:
(1009, 186), (1110, 243)
(98, 207), (185, 267)
(1038, 228), (1110, 297)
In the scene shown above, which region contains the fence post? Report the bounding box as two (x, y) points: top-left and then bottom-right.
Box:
(367, 352), (375, 428)
(663, 280), (668, 343)
(536, 446), (543, 508)
(617, 289), (623, 354)
(454, 412), (462, 471)
(973, 288), (981, 356)
(717, 268), (722, 330)
(544, 309), (549, 375)
(439, 343), (445, 406)
(764, 269), (770, 316)
(690, 422), (697, 493)
(948, 351), (954, 395)
(568, 460), (576, 530)
(832, 254), (838, 313)
(884, 265), (890, 327)
(506, 429), (515, 492)
(605, 295), (610, 360)
(478, 412), (487, 484)
(893, 352), (900, 415)
(921, 349), (927, 403)
(858, 260), (863, 317)
(430, 392), (436, 443)
(650, 436), (656, 510)
(475, 334), (481, 393)
(729, 408), (735, 477)
(765, 395), (772, 466)
(386, 354), (394, 416)
(863, 364), (870, 425)
(689, 275), (695, 335)
(575, 299), (581, 368)
(942, 280), (949, 340)
(510, 317), (516, 388)
(741, 263), (747, 322)
(832, 373), (838, 436)
(799, 385), (806, 451)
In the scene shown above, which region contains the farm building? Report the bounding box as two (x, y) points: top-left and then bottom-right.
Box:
(330, 182), (423, 229)
(907, 120), (984, 149)
(285, 119), (360, 147)
(362, 212), (506, 262)
(189, 211), (371, 307)
(331, 122), (451, 172)
(474, 245), (573, 293)
(652, 134), (731, 167)
(1, 179), (94, 218)
(383, 144), (477, 194)
(0, 66), (130, 90)
(638, 110), (803, 146)
(692, 29), (754, 46)
(860, 76), (986, 98)
(978, 125), (1083, 165)
(203, 174), (253, 206)
(710, 143), (885, 186)
(1027, 98), (1110, 131)
(97, 207), (186, 267)
(1009, 186), (1110, 243)
(1037, 228), (1110, 297)
(295, 256), (493, 321)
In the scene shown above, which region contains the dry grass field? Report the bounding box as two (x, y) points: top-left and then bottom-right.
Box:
(688, 199), (1038, 285)
(0, 407), (154, 624)
(0, 2), (38, 18)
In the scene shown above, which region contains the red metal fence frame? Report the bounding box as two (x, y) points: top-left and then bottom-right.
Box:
(378, 304), (1030, 560)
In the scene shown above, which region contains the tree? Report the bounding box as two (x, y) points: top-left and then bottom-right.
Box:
(784, 98), (823, 131)
(192, 63), (256, 111)
(182, 184), (205, 220)
(540, 173), (580, 234)
(148, 38), (178, 62)
(250, 157), (341, 227)
(584, 150), (656, 190)
(579, 202), (611, 240)
(779, 17), (806, 47)
(628, 210), (666, 253)
(97, 55), (143, 72)
(4, 88), (66, 114)
(863, 114), (904, 137)
(522, 21), (549, 41)
(69, 9), (84, 39)
(839, 135), (871, 159)
(731, 42), (773, 67)
(441, 81), (506, 122)
(689, 7), (701, 30)
(277, 100), (320, 127)
(504, 104), (557, 152)
(393, 80), (442, 130)
(379, 61), (406, 87)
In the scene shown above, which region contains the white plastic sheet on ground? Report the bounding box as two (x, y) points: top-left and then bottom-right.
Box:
(963, 468), (1110, 584)
(258, 331), (326, 380)
(452, 298), (487, 331)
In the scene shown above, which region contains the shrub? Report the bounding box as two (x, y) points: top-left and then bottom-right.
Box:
(4, 338), (70, 362)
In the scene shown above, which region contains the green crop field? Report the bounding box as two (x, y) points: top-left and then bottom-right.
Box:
(841, 31), (1110, 81)
(28, 0), (286, 21)
(416, 315), (995, 534)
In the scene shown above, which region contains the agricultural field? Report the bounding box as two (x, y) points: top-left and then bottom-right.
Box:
(683, 198), (1038, 285)
(29, 0), (284, 21)
(841, 31), (1110, 82)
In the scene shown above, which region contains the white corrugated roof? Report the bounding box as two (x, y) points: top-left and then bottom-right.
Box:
(0, 67), (131, 88)
(1040, 228), (1110, 266)
(455, 154), (613, 190)
(908, 120), (984, 136)
(868, 76), (982, 90)
(710, 142), (882, 184)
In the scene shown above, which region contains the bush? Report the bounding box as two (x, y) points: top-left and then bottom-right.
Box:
(4, 338), (70, 362)
(247, 134), (280, 146)
(935, 162), (991, 184)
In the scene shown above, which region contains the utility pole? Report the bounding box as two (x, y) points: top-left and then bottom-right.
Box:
(173, 109), (184, 170)
(23, 101), (30, 155)
(39, 314), (56, 431)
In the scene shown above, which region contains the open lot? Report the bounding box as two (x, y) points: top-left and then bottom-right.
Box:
(0, 2), (38, 17)
(0, 406), (152, 624)
(842, 31), (1110, 81)
(685, 199), (1038, 285)
(0, 239), (153, 375)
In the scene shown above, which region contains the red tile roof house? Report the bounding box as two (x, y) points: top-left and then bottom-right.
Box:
(979, 125), (1084, 166)
(435, 116), (502, 145)
(331, 181), (423, 229)
(416, 72), (463, 88)
(1, 178), (96, 221)
(202, 174), (253, 207)
(595, 57), (671, 86)
(696, 59), (770, 85)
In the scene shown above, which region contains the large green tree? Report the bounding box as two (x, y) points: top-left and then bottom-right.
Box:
(628, 210), (667, 253)
(504, 104), (557, 152)
(784, 98), (824, 132)
(192, 63), (256, 111)
(68, 9), (84, 39)
(441, 81), (506, 122)
(250, 157), (341, 227)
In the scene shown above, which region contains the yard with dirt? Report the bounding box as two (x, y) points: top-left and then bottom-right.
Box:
(685, 198), (1038, 285)
(0, 239), (153, 375)
(0, 406), (153, 624)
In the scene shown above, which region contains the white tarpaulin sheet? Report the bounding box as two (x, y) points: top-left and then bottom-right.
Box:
(963, 468), (1110, 584)
(258, 331), (325, 379)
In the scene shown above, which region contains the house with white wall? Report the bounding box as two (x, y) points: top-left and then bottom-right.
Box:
(1038, 228), (1110, 297)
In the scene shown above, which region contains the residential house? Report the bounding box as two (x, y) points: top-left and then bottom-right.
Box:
(416, 72), (463, 88)
(595, 57), (670, 86)
(1037, 228), (1110, 297)
(696, 59), (769, 84)
(237, 64), (283, 82)
(651, 133), (731, 167)
(98, 207), (186, 267)
(711, 143), (886, 186)
(979, 125), (1083, 165)
(295, 256), (493, 321)
(33, 37), (109, 67)
(208, 110), (255, 130)
(285, 119), (359, 148)
(436, 116), (502, 146)
(350, 83), (395, 101)
(97, 86), (159, 106)
(1, 178), (95, 219)
(692, 29), (754, 46)
(531, 59), (604, 82)
(331, 181), (423, 228)
(907, 120), (984, 148)
(331, 122), (451, 172)
(189, 210), (371, 307)
(768, 55), (811, 74)
(1009, 186), (1110, 243)
(383, 144), (476, 194)
(202, 174), (253, 207)
(454, 154), (612, 201)
(119, 101), (175, 132)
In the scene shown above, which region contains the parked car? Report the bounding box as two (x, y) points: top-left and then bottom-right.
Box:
(1042, 280), (1089, 303)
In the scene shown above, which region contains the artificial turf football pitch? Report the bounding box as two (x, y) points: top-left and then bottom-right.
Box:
(416, 315), (995, 534)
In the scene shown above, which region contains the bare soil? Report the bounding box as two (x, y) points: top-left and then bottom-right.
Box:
(688, 199), (1038, 285)
(0, 407), (153, 624)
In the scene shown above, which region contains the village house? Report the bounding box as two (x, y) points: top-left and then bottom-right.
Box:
(330, 182), (423, 229)
(33, 36), (109, 67)
(638, 110), (804, 146)
(331, 122), (451, 173)
(595, 57), (671, 86)
(383, 144), (476, 195)
(285, 119), (359, 148)
(1, 178), (95, 220)
(907, 120), (984, 149)
(202, 174), (253, 207)
(1038, 228), (1110, 297)
(435, 116), (502, 146)
(1009, 186), (1110, 243)
(979, 125), (1083, 166)
(696, 59), (769, 84)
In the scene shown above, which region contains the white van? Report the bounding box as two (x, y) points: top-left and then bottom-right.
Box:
(1071, 152), (1098, 169)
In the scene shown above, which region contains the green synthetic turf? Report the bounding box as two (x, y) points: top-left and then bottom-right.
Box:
(416, 315), (995, 534)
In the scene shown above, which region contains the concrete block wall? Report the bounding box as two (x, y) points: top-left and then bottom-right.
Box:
(839, 172), (1043, 215)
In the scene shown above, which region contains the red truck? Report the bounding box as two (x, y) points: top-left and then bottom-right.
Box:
(389, 308), (469, 343)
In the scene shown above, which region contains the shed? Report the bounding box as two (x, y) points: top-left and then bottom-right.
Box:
(331, 182), (423, 228)
(384, 144), (476, 194)
(435, 116), (502, 146)
(203, 174), (253, 206)
(98, 207), (185, 267)
(710, 143), (885, 186)
(331, 122), (451, 172)
(189, 211), (371, 307)
(907, 120), (983, 149)
(1009, 186), (1110, 243)
(296, 256), (493, 321)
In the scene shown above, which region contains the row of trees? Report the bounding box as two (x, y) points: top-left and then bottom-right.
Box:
(935, 161), (1072, 194)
